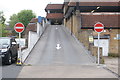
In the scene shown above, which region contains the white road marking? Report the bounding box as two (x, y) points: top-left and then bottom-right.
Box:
(56, 44), (61, 50)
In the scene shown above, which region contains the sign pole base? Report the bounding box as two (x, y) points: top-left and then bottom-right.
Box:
(16, 58), (22, 66)
(16, 33), (22, 66)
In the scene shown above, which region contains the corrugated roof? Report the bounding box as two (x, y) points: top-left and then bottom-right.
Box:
(65, 0), (119, 2)
(68, 2), (118, 6)
(45, 4), (63, 10)
(81, 14), (119, 28)
(46, 13), (64, 19)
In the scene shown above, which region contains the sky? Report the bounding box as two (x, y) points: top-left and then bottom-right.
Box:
(0, 0), (64, 23)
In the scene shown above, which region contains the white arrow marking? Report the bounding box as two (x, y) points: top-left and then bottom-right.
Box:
(56, 44), (61, 50)
(56, 28), (58, 29)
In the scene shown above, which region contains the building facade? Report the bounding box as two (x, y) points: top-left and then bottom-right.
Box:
(45, 4), (64, 25)
(63, 0), (120, 56)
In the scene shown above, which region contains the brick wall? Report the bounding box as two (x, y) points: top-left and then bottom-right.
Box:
(90, 46), (104, 64)
(72, 10), (81, 38)
(81, 14), (119, 55)
(109, 29), (119, 54)
(64, 12), (119, 55)
(78, 29), (93, 50)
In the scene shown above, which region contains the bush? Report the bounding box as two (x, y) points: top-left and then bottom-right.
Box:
(108, 53), (119, 57)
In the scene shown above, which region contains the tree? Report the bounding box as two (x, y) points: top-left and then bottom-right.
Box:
(17, 10), (36, 27)
(9, 10), (36, 28)
(8, 14), (19, 36)
(9, 14), (19, 28)
(9, 10), (36, 37)
(0, 11), (6, 37)
(0, 11), (6, 24)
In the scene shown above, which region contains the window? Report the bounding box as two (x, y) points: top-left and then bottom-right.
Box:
(116, 34), (120, 40)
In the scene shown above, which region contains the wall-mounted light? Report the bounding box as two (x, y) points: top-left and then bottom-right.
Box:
(97, 7), (100, 9)
(91, 10), (95, 13)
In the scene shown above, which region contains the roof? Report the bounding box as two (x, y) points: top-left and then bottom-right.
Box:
(65, 0), (119, 2)
(26, 23), (37, 32)
(45, 4), (63, 10)
(25, 23), (37, 37)
(46, 13), (64, 19)
(30, 18), (38, 23)
(81, 14), (120, 29)
(68, 2), (118, 6)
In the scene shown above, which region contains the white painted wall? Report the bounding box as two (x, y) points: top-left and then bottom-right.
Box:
(94, 39), (109, 56)
(21, 31), (39, 62)
(15, 38), (26, 48)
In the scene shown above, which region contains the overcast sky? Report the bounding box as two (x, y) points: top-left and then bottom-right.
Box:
(0, 0), (64, 23)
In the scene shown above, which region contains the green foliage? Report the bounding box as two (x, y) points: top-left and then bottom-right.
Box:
(9, 14), (19, 28)
(8, 10), (36, 37)
(0, 11), (6, 24)
(108, 53), (119, 57)
(0, 11), (7, 37)
(9, 10), (36, 28)
(17, 10), (36, 27)
(0, 24), (2, 37)
(100, 57), (105, 64)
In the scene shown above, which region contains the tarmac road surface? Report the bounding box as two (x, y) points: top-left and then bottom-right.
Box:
(18, 25), (117, 78)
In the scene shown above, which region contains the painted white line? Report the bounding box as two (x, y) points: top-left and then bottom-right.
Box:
(15, 27), (24, 29)
(95, 27), (104, 29)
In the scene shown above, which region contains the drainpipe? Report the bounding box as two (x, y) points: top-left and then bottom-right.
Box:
(76, 1), (82, 38)
(76, 2), (79, 10)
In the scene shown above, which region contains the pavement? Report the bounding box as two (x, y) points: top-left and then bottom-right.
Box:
(17, 25), (117, 78)
(18, 65), (116, 78)
(0, 25), (118, 79)
(0, 56), (23, 79)
(104, 57), (118, 74)
(2, 63), (23, 78)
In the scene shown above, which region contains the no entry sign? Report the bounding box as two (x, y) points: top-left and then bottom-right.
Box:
(14, 22), (25, 66)
(94, 22), (104, 33)
(94, 22), (104, 65)
(14, 23), (25, 33)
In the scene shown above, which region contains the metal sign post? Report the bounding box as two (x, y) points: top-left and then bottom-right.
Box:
(14, 22), (25, 66)
(94, 22), (104, 65)
(97, 33), (100, 65)
(18, 33), (22, 65)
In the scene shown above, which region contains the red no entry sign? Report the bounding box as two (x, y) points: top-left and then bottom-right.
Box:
(14, 23), (25, 33)
(94, 22), (104, 33)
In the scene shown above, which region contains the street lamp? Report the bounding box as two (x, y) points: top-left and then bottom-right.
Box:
(97, 6), (100, 9)
(91, 10), (95, 13)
